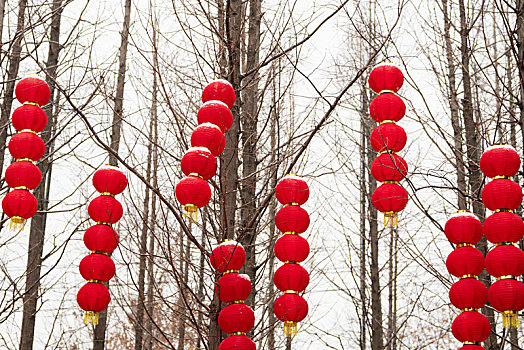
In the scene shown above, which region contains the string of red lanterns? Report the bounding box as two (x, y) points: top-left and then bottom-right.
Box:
(77, 165), (127, 325)
(2, 75), (50, 229)
(445, 211), (490, 349)
(480, 145), (524, 329)
(368, 62), (409, 227)
(273, 175), (310, 337)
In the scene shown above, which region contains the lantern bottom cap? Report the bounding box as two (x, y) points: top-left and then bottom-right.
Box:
(84, 311), (99, 325)
(384, 212), (398, 227)
(10, 216), (26, 230)
(183, 204), (199, 222)
(284, 321), (297, 338)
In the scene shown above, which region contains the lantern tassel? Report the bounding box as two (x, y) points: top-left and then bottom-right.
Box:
(84, 311), (99, 325)
(283, 321), (297, 337)
(384, 212), (398, 227)
(10, 217), (26, 230)
(502, 311), (519, 329)
(183, 204), (198, 222)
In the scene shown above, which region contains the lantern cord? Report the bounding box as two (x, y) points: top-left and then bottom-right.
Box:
(502, 311), (519, 329)
(384, 212), (398, 227)
(84, 311), (99, 325)
(10, 217), (25, 231)
(283, 321), (297, 337)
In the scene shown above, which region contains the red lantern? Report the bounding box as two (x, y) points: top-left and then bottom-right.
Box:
(191, 123), (226, 156)
(488, 279), (524, 328)
(5, 161), (42, 190)
(451, 311), (491, 343)
(92, 166), (127, 195)
(2, 189), (38, 227)
(273, 293), (308, 336)
(79, 253), (116, 282)
(459, 346), (486, 350)
(446, 246), (485, 278)
(275, 175), (309, 205)
(370, 122), (407, 153)
(483, 211), (524, 244)
(175, 176), (211, 218)
(84, 224), (119, 253)
(202, 79), (235, 109)
(217, 273), (251, 303)
(77, 282), (111, 325)
(210, 241), (246, 273)
(485, 245), (524, 278)
(181, 147), (217, 180)
(449, 278), (487, 310)
(15, 75), (51, 106)
(369, 93), (406, 123)
(274, 234), (310, 263)
(371, 183), (408, 226)
(275, 205), (310, 234)
(88, 195), (123, 224)
(371, 153), (408, 183)
(8, 132), (45, 161)
(444, 211), (483, 245)
(11, 104), (47, 132)
(219, 335), (256, 350)
(482, 178), (522, 211)
(274, 264), (309, 293)
(480, 145), (521, 178)
(197, 101), (233, 133)
(368, 62), (404, 94)
(218, 303), (255, 334)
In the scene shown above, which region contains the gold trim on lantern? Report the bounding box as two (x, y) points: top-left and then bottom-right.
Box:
(457, 243), (473, 248)
(231, 332), (246, 336)
(84, 311), (99, 325)
(183, 204), (198, 222)
(384, 211), (398, 227)
(23, 101), (40, 107)
(96, 221), (113, 227)
(495, 209), (513, 213)
(285, 261), (299, 265)
(14, 186), (30, 191)
(502, 310), (519, 329)
(493, 175), (510, 180)
(17, 158), (33, 162)
(10, 216), (26, 230)
(284, 202), (300, 207)
(20, 129), (37, 134)
(229, 300), (244, 305)
(380, 150), (397, 155)
(462, 307), (478, 312)
(463, 341), (480, 346)
(284, 290), (299, 294)
(379, 120), (396, 125)
(88, 279), (103, 284)
(379, 90), (395, 94)
(92, 250), (110, 256)
(99, 192), (115, 197)
(188, 173), (204, 179)
(220, 239), (233, 243)
(283, 321), (297, 337)
(283, 231), (298, 235)
(382, 181), (398, 184)
(457, 210), (470, 213)
(496, 242), (513, 246)
(459, 274), (475, 279)
(498, 275), (517, 280)
(223, 269), (239, 275)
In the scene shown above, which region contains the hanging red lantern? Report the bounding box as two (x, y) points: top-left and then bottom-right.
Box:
(15, 75), (51, 106)
(218, 303), (255, 334)
(481, 178), (522, 211)
(449, 278), (488, 310)
(446, 246), (485, 278)
(210, 240), (246, 273)
(485, 245), (524, 278)
(483, 211), (524, 244)
(371, 153), (408, 182)
(219, 335), (256, 350)
(8, 132), (45, 161)
(488, 279), (524, 328)
(181, 147), (217, 180)
(368, 62), (404, 94)
(371, 183), (408, 226)
(11, 104), (47, 132)
(202, 79), (235, 109)
(480, 145), (521, 179)
(275, 175), (309, 205)
(451, 311), (491, 343)
(370, 122), (407, 153)
(2, 189), (38, 227)
(191, 123), (226, 156)
(77, 282), (111, 325)
(88, 195), (123, 224)
(369, 93), (406, 123)
(273, 293), (308, 336)
(459, 346), (486, 350)
(84, 224), (119, 253)
(197, 100), (233, 133)
(274, 264), (309, 293)
(217, 273), (251, 303)
(5, 161), (42, 190)
(79, 253), (116, 282)
(175, 176), (211, 220)
(444, 211), (483, 245)
(274, 234), (310, 263)
(92, 166), (127, 195)
(275, 205), (310, 234)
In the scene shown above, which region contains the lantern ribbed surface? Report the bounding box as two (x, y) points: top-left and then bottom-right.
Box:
(77, 166), (127, 325)
(1, 76), (50, 229)
(368, 62), (408, 227)
(480, 145), (524, 330)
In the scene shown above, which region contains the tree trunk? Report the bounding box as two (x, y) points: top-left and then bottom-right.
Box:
(359, 83), (367, 350)
(94, 0), (132, 348)
(19, 1), (63, 349)
(0, 0), (6, 47)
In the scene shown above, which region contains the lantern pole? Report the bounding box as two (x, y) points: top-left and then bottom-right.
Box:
(359, 83), (367, 350)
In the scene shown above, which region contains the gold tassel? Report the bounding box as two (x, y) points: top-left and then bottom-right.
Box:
(10, 216), (25, 230)
(84, 311), (99, 325)
(384, 212), (398, 227)
(283, 321), (297, 337)
(502, 311), (519, 329)
(183, 204), (198, 222)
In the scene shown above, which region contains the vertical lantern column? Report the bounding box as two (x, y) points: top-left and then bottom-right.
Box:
(2, 75), (50, 229)
(211, 241), (256, 349)
(480, 145), (524, 329)
(77, 165), (127, 325)
(368, 62), (409, 227)
(445, 212), (490, 349)
(272, 175), (310, 337)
